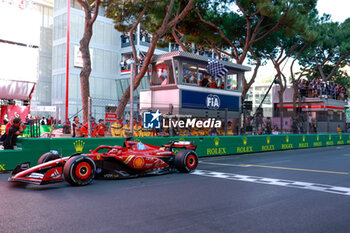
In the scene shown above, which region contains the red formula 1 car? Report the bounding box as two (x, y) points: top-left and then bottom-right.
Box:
(8, 139), (198, 186)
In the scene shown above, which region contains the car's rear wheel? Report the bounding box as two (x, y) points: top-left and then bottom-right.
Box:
(37, 151), (61, 165)
(174, 150), (198, 173)
(63, 155), (96, 186)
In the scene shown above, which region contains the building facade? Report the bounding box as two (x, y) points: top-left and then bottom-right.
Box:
(52, 0), (171, 122)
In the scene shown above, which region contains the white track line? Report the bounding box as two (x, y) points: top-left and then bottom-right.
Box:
(192, 169), (350, 196)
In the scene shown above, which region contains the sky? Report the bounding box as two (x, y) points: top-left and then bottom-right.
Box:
(316, 0), (349, 22)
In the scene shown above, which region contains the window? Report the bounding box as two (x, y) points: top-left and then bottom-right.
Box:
(151, 60), (174, 86)
(183, 63), (198, 85)
(226, 74), (238, 90)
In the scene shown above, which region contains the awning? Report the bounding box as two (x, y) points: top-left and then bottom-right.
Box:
(0, 80), (35, 101)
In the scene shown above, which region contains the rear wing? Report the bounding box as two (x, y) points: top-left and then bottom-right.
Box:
(162, 141), (197, 151)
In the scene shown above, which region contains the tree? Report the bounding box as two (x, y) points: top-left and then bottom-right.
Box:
(299, 17), (350, 83)
(258, 1), (316, 132)
(106, 0), (195, 116)
(76, 0), (101, 123)
(192, 0), (295, 100)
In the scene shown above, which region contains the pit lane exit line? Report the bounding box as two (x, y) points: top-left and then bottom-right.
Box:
(192, 170), (350, 196)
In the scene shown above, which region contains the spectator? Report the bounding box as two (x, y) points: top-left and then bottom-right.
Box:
(81, 117), (98, 137)
(272, 126), (279, 135)
(40, 117), (46, 125)
(3, 118), (24, 150)
(97, 119), (108, 137)
(133, 119), (142, 137)
(47, 116), (52, 125)
(72, 116), (83, 138)
(111, 117), (123, 137)
(5, 116), (16, 135)
(121, 120), (130, 137)
(336, 125), (342, 134)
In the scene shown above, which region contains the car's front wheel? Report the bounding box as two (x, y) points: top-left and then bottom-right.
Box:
(174, 150), (198, 173)
(63, 155), (96, 186)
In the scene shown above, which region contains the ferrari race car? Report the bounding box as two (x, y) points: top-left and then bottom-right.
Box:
(8, 139), (198, 186)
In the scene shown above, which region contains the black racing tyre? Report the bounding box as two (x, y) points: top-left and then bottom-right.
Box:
(37, 151), (62, 165)
(174, 150), (198, 173)
(63, 155), (96, 186)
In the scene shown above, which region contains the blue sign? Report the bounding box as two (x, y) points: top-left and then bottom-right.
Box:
(181, 90), (239, 111)
(143, 110), (161, 129)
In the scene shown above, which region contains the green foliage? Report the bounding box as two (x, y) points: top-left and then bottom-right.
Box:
(106, 0), (188, 33)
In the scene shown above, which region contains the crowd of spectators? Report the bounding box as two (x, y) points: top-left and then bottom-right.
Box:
(120, 29), (153, 44)
(298, 78), (348, 100)
(24, 114), (58, 126)
(120, 32), (136, 44)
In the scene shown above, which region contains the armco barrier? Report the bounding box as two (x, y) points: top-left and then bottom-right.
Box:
(0, 134), (349, 171)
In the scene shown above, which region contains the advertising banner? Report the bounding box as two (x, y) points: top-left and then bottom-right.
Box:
(181, 90), (239, 111)
(105, 113), (118, 122)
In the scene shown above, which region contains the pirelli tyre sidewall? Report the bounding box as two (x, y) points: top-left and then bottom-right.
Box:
(37, 151), (62, 165)
(63, 155), (96, 186)
(174, 150), (198, 173)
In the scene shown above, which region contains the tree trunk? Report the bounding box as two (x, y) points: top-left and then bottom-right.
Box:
(77, 0), (100, 123)
(116, 35), (159, 116)
(79, 25), (93, 123)
(278, 84), (284, 133)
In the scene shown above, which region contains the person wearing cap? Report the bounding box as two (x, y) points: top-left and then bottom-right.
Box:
(97, 119), (108, 137)
(133, 119), (142, 137)
(111, 117), (123, 137)
(3, 118), (24, 150)
(121, 119), (130, 137)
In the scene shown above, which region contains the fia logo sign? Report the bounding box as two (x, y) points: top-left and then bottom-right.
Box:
(206, 94), (220, 110)
(143, 110), (161, 129)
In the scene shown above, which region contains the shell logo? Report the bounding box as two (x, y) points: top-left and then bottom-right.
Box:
(286, 136), (289, 143)
(214, 137), (220, 147)
(242, 137), (247, 145)
(134, 157), (144, 168)
(266, 136), (271, 144)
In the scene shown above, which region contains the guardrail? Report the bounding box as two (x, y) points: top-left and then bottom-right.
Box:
(0, 134), (349, 171)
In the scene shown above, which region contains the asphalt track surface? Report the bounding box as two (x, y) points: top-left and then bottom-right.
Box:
(1, 146), (350, 233)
